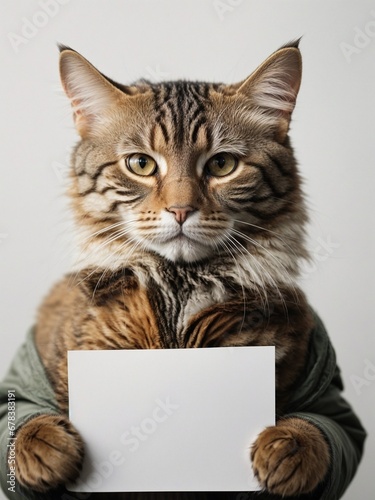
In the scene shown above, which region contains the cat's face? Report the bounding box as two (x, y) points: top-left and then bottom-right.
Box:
(60, 43), (306, 266)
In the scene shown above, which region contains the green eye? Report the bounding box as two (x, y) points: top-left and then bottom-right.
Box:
(126, 153), (157, 176)
(205, 153), (238, 177)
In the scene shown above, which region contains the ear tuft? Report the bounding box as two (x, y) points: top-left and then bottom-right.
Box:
(57, 43), (74, 54)
(278, 37), (302, 50)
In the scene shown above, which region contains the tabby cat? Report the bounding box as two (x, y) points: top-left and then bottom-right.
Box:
(14, 41), (330, 498)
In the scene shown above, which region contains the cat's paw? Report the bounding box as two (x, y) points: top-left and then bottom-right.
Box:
(14, 414), (84, 492)
(251, 417), (330, 497)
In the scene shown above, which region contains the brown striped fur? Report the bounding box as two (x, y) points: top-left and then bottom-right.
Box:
(14, 41), (330, 497)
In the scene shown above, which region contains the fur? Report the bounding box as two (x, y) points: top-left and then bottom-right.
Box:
(14, 41), (330, 498)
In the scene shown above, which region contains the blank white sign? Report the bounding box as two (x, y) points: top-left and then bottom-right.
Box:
(67, 346), (275, 493)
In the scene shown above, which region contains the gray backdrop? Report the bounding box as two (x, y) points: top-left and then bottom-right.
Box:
(1, 1), (374, 499)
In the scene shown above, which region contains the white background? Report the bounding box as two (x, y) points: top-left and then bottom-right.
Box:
(0, 0), (374, 498)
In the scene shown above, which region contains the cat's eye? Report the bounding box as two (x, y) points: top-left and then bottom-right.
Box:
(205, 153), (238, 177)
(126, 153), (157, 176)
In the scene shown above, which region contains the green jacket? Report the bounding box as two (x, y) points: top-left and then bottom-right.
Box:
(0, 313), (367, 500)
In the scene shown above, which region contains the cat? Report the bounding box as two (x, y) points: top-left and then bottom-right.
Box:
(13, 40), (330, 499)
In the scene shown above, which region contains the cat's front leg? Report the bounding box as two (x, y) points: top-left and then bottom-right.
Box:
(251, 417), (330, 496)
(14, 414), (84, 492)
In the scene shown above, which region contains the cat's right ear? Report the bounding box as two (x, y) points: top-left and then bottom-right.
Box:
(59, 46), (126, 138)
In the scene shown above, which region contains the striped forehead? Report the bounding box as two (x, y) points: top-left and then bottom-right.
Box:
(149, 81), (214, 151)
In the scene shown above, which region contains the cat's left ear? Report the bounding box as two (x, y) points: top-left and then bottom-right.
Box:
(232, 41), (302, 141)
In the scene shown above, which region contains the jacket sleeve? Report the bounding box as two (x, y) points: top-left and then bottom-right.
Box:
(288, 367), (367, 500)
(0, 329), (60, 500)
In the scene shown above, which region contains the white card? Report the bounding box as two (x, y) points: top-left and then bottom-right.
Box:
(67, 346), (275, 493)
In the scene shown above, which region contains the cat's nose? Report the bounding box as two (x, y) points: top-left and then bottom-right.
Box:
(167, 205), (195, 225)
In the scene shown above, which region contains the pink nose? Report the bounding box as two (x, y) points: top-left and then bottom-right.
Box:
(167, 205), (195, 225)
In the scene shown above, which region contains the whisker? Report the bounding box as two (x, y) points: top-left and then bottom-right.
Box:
(224, 232), (271, 311)
(76, 234), (145, 290)
(232, 218), (302, 259)
(231, 228), (294, 280)
(216, 237), (248, 334)
(78, 220), (136, 243)
(229, 228), (296, 311)
(69, 220), (139, 288)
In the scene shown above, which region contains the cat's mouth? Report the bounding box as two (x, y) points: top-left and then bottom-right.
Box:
(159, 223), (198, 242)
(171, 234), (189, 242)
(164, 231), (204, 248)
(168, 227), (216, 247)
(133, 214), (230, 262)
(146, 227), (216, 263)
(167, 230), (193, 242)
